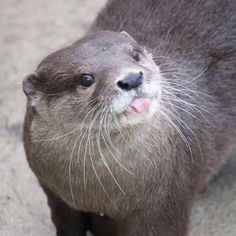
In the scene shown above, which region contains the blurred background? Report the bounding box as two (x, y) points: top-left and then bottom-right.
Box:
(0, 0), (235, 235)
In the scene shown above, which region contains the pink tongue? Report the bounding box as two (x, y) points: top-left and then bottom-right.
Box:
(130, 97), (151, 113)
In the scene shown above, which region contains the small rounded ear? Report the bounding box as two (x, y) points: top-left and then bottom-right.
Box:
(22, 72), (42, 101)
(120, 31), (136, 42)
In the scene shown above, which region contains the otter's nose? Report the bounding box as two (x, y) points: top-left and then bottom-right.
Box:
(117, 71), (143, 91)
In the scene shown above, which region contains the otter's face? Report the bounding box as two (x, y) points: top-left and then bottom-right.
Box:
(23, 31), (161, 130)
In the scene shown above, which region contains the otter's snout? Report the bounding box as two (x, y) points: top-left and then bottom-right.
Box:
(116, 71), (143, 91)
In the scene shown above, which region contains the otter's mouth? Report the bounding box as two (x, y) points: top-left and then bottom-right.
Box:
(111, 79), (161, 125)
(123, 97), (151, 118)
(119, 95), (159, 126)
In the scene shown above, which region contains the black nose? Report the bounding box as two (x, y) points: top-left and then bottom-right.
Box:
(117, 71), (143, 91)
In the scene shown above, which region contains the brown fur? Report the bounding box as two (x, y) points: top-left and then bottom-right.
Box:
(23, 0), (236, 235)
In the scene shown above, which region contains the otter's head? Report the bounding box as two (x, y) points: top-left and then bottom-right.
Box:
(23, 31), (162, 131)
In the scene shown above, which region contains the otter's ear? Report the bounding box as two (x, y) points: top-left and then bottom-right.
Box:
(120, 31), (136, 42)
(22, 72), (42, 102)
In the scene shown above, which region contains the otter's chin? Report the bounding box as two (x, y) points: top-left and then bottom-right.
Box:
(120, 97), (159, 126)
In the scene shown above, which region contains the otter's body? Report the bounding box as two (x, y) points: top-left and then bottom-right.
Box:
(23, 0), (236, 235)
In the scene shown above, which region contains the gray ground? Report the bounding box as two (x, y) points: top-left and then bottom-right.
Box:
(0, 0), (235, 235)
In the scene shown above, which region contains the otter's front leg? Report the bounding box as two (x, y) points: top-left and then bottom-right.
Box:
(42, 185), (90, 236)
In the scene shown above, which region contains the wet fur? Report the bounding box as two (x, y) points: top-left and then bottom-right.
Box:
(23, 0), (236, 235)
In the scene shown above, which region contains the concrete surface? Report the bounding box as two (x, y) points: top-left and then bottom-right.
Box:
(0, 0), (235, 235)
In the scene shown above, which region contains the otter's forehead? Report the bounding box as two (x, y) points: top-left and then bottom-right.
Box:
(72, 31), (133, 59)
(37, 31), (136, 73)
(75, 31), (131, 50)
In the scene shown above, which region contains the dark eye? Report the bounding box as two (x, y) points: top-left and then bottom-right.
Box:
(80, 74), (94, 87)
(132, 49), (140, 62)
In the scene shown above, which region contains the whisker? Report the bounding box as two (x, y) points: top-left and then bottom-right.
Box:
(102, 107), (134, 175)
(96, 105), (126, 195)
(117, 16), (127, 32)
(68, 101), (102, 207)
(160, 109), (194, 162)
(31, 97), (98, 143)
(81, 102), (103, 191)
(161, 106), (204, 160)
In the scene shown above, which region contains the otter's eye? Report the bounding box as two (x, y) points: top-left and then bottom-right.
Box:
(132, 49), (140, 62)
(80, 74), (94, 87)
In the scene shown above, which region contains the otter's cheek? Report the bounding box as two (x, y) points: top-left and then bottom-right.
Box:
(142, 79), (161, 98)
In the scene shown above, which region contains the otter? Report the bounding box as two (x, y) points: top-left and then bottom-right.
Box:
(23, 0), (236, 235)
